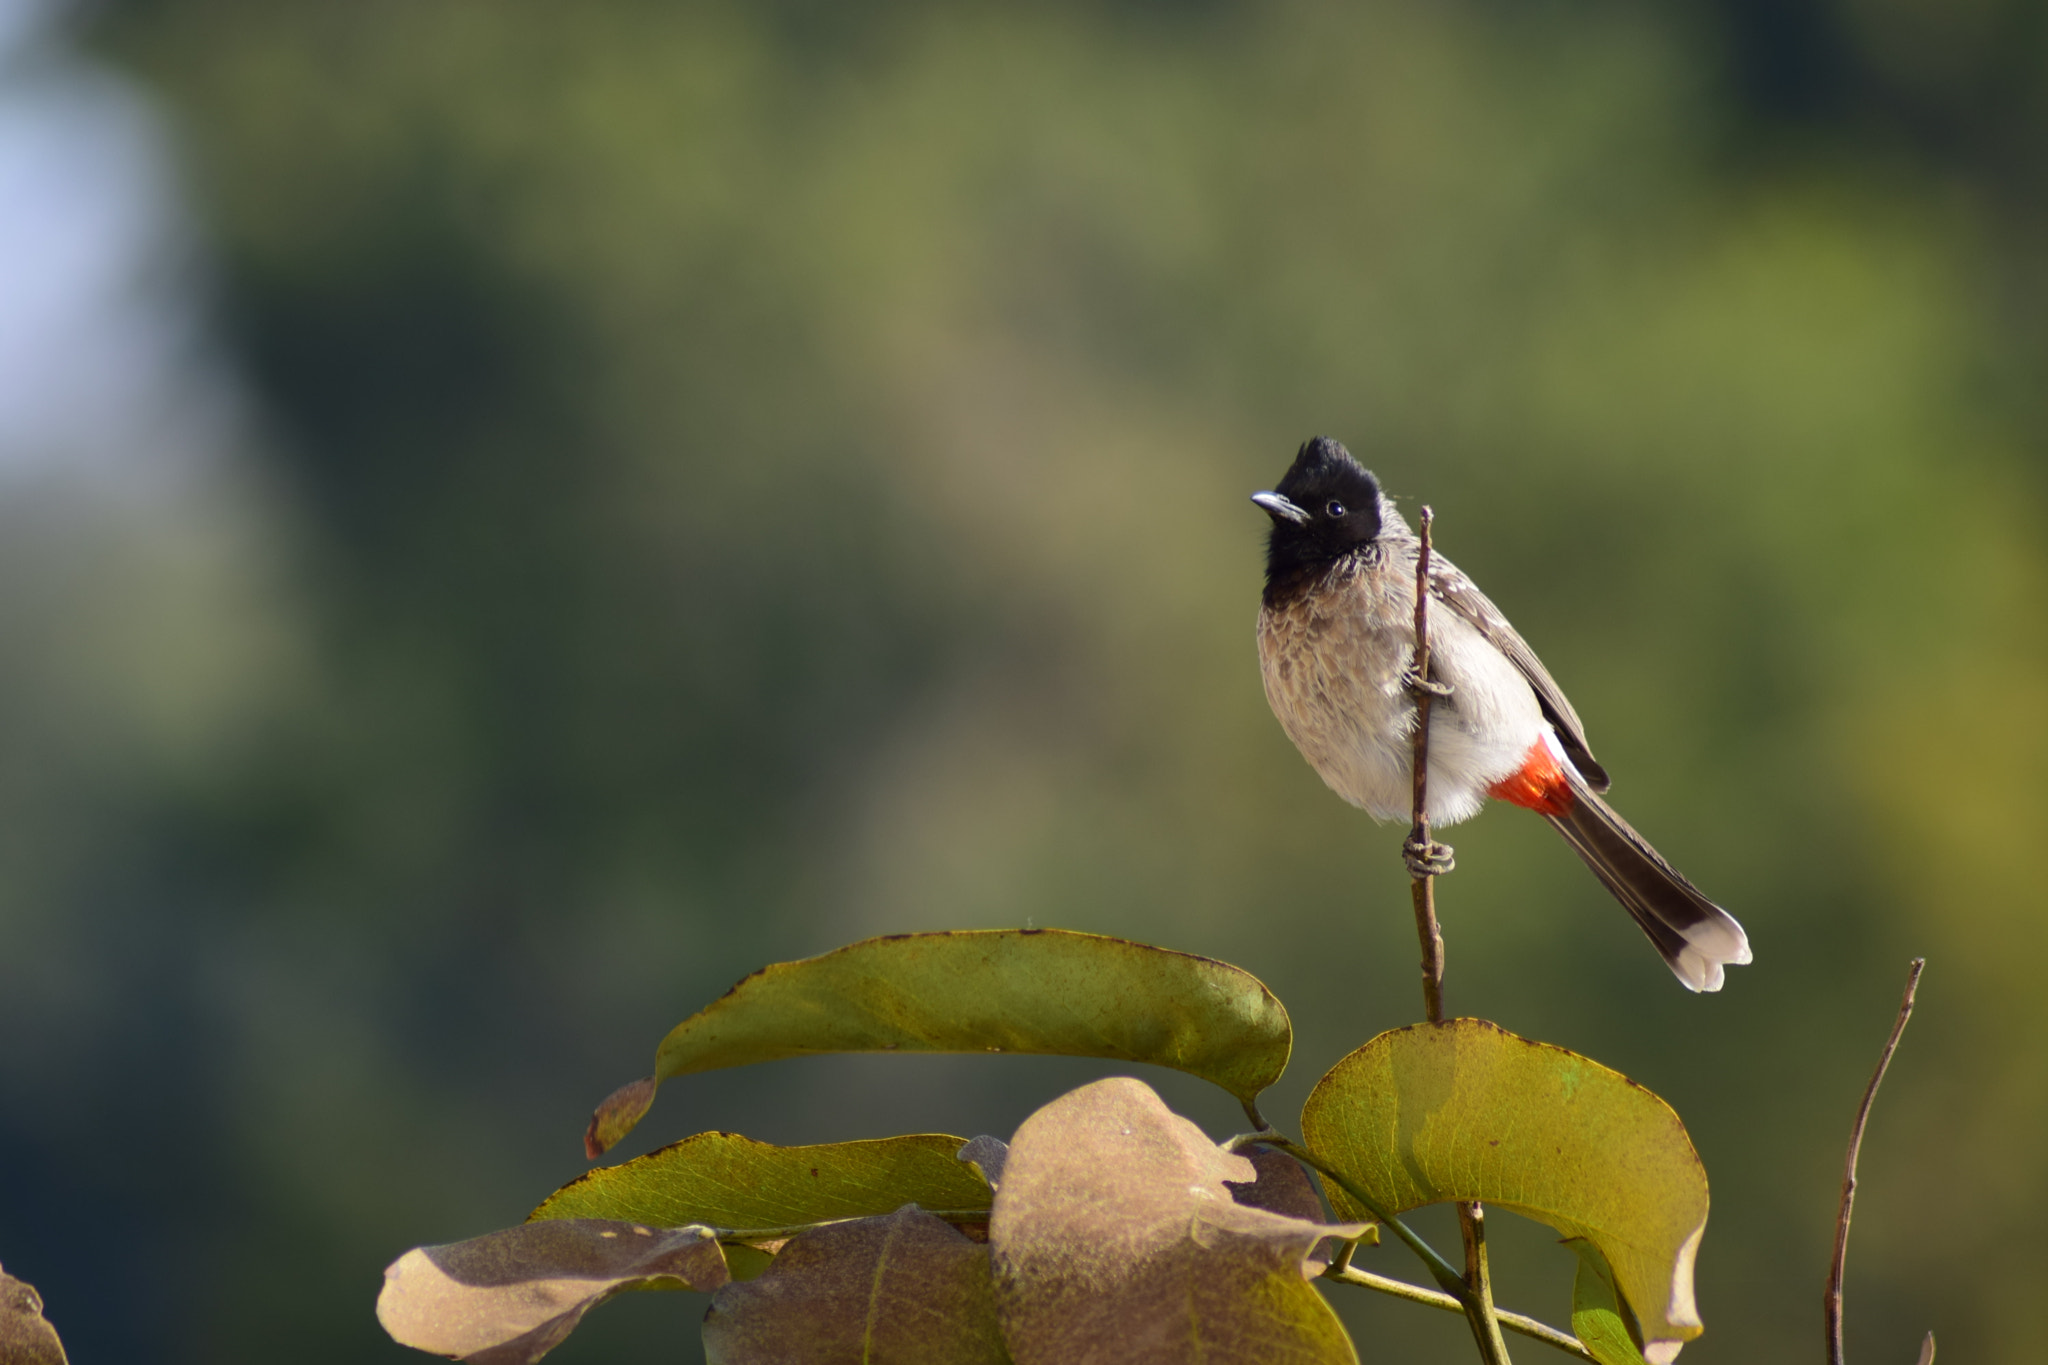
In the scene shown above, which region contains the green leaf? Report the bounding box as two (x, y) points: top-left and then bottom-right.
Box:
(990, 1077), (1364, 1365)
(703, 1205), (1012, 1365)
(1299, 1019), (1708, 1363)
(585, 929), (1292, 1154)
(533, 1132), (993, 1231)
(722, 1244), (777, 1283)
(1565, 1239), (1649, 1365)
(377, 1219), (729, 1363)
(1, 1266), (69, 1365)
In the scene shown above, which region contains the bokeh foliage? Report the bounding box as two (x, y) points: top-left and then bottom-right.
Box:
(0, 0), (2042, 1359)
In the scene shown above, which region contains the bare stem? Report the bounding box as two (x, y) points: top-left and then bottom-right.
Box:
(1410, 505), (1447, 1024)
(1825, 957), (1925, 1365)
(1460, 1202), (1512, 1365)
(1407, 505), (1510, 1365)
(1322, 1265), (1596, 1362)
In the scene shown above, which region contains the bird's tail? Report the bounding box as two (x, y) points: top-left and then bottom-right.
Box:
(1544, 773), (1751, 992)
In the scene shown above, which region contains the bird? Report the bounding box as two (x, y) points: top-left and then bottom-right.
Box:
(1252, 436), (1751, 992)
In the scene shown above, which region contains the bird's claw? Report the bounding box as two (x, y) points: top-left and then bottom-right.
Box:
(1403, 836), (1455, 878)
(1402, 666), (1453, 700)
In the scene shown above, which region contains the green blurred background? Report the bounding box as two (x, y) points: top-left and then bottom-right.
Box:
(2, 0), (2044, 1359)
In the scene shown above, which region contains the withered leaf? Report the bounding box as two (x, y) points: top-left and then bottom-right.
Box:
(378, 1218), (728, 1363)
(702, 1205), (1010, 1364)
(990, 1077), (1364, 1365)
(1, 1266), (68, 1365)
(1224, 1146), (1374, 1271)
(956, 1135), (1009, 1190)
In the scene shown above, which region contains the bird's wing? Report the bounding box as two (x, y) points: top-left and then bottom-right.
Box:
(1428, 561), (1611, 792)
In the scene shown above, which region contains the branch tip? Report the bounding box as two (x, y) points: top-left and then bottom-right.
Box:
(1824, 958), (1925, 1365)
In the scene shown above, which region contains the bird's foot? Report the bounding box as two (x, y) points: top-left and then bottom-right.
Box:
(1403, 835), (1455, 878)
(1402, 666), (1453, 700)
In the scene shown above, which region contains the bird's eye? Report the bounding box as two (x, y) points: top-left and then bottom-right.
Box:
(1326, 500), (1347, 518)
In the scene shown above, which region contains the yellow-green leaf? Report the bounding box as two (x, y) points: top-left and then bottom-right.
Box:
(1299, 1019), (1707, 1362)
(584, 929), (1291, 1154)
(1565, 1238), (1649, 1365)
(534, 1132), (993, 1231)
(722, 1244), (777, 1283)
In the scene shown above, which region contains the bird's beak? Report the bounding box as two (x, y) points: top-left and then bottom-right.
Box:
(1251, 491), (1309, 525)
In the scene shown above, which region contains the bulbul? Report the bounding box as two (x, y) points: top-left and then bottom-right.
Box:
(1252, 437), (1751, 992)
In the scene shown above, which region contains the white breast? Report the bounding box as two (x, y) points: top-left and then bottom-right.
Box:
(1257, 563), (1543, 826)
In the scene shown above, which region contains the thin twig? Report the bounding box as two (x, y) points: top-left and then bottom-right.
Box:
(1407, 506), (1510, 1365)
(1409, 505), (1447, 1023)
(1825, 957), (1925, 1365)
(1321, 1265), (1597, 1362)
(1460, 1201), (1512, 1364)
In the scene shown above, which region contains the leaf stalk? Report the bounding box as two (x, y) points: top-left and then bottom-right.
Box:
(1253, 1136), (1469, 1300)
(1321, 1265), (1596, 1362)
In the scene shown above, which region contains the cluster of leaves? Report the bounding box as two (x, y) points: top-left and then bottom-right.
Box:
(379, 930), (1711, 1363)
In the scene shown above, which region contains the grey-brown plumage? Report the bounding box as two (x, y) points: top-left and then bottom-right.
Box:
(1253, 437), (1750, 992)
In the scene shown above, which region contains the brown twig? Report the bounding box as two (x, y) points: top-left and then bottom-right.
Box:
(1406, 507), (1510, 1365)
(1459, 1199), (1512, 1364)
(1409, 506), (1447, 1024)
(1825, 957), (1925, 1365)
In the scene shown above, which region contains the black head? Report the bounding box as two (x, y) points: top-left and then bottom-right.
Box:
(1252, 437), (1385, 596)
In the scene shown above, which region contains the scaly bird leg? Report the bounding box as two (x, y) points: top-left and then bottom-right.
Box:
(1403, 834), (1455, 878)
(1402, 664), (1453, 700)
